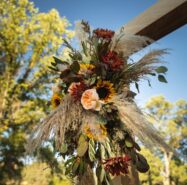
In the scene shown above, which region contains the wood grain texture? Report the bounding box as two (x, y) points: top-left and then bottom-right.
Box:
(122, 0), (187, 41)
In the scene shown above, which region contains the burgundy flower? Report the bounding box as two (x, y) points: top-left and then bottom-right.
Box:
(102, 156), (131, 176)
(93, 29), (114, 40)
(68, 82), (86, 100)
(102, 51), (124, 71)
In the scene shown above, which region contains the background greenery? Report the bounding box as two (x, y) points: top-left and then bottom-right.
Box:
(0, 0), (186, 185)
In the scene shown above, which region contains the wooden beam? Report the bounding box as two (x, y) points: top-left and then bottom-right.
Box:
(122, 0), (187, 41)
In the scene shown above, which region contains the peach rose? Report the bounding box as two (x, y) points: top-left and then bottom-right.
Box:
(81, 89), (102, 111)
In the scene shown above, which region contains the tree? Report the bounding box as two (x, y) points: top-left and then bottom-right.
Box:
(144, 96), (187, 185)
(21, 162), (73, 185)
(139, 148), (164, 185)
(0, 0), (73, 184)
(139, 148), (187, 185)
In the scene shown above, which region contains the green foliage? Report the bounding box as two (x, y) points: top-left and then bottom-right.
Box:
(140, 96), (187, 185)
(155, 66), (168, 74)
(0, 0), (73, 183)
(136, 153), (150, 173)
(21, 162), (73, 185)
(21, 163), (51, 185)
(88, 139), (96, 162)
(77, 135), (88, 157)
(139, 148), (164, 185)
(158, 74), (168, 83)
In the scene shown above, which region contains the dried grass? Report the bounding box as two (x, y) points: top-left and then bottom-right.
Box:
(112, 96), (172, 153)
(26, 95), (83, 153)
(125, 49), (168, 81)
(110, 32), (153, 57)
(26, 95), (101, 154)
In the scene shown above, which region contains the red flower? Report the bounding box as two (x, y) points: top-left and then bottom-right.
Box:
(102, 51), (124, 71)
(93, 29), (114, 40)
(102, 156), (131, 176)
(68, 82), (86, 100)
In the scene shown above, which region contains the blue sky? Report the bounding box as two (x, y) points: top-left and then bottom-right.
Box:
(32, 0), (187, 105)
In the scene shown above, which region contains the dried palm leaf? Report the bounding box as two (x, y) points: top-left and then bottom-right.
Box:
(27, 95), (83, 153)
(112, 96), (172, 153)
(124, 49), (168, 81)
(110, 32), (153, 57)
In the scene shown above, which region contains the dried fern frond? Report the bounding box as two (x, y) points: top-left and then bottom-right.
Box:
(110, 32), (153, 57)
(112, 96), (172, 153)
(26, 95), (83, 153)
(112, 49), (168, 87)
(124, 49), (168, 81)
(135, 49), (168, 68)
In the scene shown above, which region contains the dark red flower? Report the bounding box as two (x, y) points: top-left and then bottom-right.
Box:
(93, 29), (115, 40)
(102, 51), (124, 71)
(102, 156), (131, 176)
(68, 82), (86, 100)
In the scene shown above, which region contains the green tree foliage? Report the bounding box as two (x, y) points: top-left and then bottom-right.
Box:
(21, 162), (73, 185)
(139, 148), (164, 185)
(21, 163), (51, 185)
(140, 96), (187, 185)
(0, 0), (73, 184)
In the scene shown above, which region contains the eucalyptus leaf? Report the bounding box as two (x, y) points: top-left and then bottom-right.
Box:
(70, 61), (80, 73)
(158, 75), (168, 83)
(53, 56), (63, 64)
(129, 150), (137, 164)
(77, 135), (88, 157)
(48, 66), (58, 71)
(78, 159), (84, 175)
(125, 137), (134, 148)
(100, 168), (105, 183)
(88, 77), (97, 86)
(134, 142), (141, 151)
(77, 142), (88, 157)
(60, 143), (68, 153)
(148, 80), (151, 87)
(88, 139), (96, 161)
(156, 66), (168, 74)
(149, 73), (156, 76)
(81, 41), (87, 56)
(51, 62), (57, 66)
(104, 141), (113, 157)
(72, 160), (80, 174)
(105, 174), (114, 185)
(100, 144), (106, 159)
(78, 135), (87, 145)
(136, 153), (150, 173)
(135, 82), (140, 93)
(65, 157), (76, 166)
(96, 166), (101, 183)
(104, 175), (111, 185)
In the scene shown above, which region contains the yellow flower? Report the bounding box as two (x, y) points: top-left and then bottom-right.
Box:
(51, 93), (62, 109)
(82, 123), (107, 142)
(79, 64), (95, 75)
(96, 80), (115, 102)
(81, 89), (102, 111)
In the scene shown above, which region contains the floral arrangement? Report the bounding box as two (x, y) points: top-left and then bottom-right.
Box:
(28, 21), (171, 184)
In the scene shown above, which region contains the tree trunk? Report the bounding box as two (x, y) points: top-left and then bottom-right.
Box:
(163, 152), (173, 185)
(148, 170), (152, 185)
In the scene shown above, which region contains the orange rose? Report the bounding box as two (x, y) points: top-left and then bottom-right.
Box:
(81, 89), (102, 111)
